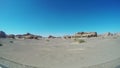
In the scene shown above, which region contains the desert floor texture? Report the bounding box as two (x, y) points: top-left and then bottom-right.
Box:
(0, 37), (120, 68)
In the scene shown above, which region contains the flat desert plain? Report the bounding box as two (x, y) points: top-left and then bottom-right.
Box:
(0, 37), (120, 68)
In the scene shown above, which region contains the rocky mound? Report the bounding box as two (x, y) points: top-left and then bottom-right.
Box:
(0, 31), (7, 38)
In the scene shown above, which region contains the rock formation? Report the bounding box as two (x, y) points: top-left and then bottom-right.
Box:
(0, 31), (7, 38)
(73, 32), (97, 38)
(114, 32), (120, 36)
(64, 35), (72, 39)
(7, 34), (15, 39)
(22, 33), (41, 40)
(15, 35), (23, 39)
(48, 35), (56, 38)
(24, 35), (34, 39)
(103, 32), (113, 37)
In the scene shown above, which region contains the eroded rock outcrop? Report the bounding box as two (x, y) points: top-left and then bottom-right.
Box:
(22, 33), (41, 40)
(73, 32), (97, 38)
(7, 34), (15, 39)
(103, 32), (113, 37)
(64, 35), (72, 39)
(15, 33), (42, 40)
(48, 35), (56, 38)
(0, 31), (7, 38)
(15, 35), (23, 39)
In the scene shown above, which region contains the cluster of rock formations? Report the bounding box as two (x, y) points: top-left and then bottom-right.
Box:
(48, 35), (56, 38)
(18, 33), (42, 39)
(98, 32), (118, 37)
(0, 31), (42, 40)
(0, 30), (120, 39)
(64, 32), (97, 39)
(64, 32), (120, 39)
(74, 32), (97, 38)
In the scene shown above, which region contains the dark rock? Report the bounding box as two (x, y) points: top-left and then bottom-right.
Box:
(24, 35), (34, 39)
(64, 35), (72, 39)
(103, 32), (113, 36)
(7, 34), (15, 39)
(74, 32), (97, 38)
(0, 31), (7, 38)
(0, 64), (8, 68)
(16, 35), (23, 38)
(48, 35), (56, 38)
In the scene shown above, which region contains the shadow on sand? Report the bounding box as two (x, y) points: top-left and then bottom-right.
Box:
(115, 65), (120, 68)
(0, 64), (8, 68)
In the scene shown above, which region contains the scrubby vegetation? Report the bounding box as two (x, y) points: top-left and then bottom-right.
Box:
(78, 39), (85, 43)
(10, 41), (14, 43)
(0, 43), (3, 46)
(74, 38), (85, 43)
(46, 39), (50, 42)
(113, 36), (117, 39)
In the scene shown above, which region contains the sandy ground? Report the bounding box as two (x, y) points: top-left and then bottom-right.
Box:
(0, 37), (120, 68)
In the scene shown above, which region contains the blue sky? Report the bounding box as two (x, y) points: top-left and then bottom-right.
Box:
(0, 0), (120, 36)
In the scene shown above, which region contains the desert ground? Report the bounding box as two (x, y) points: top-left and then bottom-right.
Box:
(0, 37), (120, 68)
